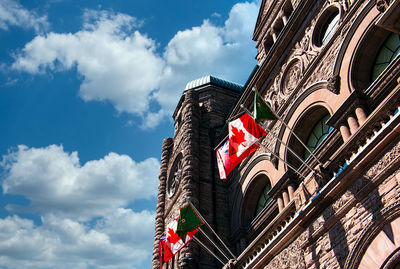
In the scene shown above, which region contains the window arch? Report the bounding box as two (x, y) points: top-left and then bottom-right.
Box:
(286, 106), (332, 170)
(352, 28), (400, 91)
(313, 6), (341, 47)
(241, 174), (274, 228)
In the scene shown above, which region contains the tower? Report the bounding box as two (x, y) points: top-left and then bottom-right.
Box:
(152, 76), (242, 269)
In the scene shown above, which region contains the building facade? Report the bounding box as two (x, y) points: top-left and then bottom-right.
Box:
(152, 0), (400, 268)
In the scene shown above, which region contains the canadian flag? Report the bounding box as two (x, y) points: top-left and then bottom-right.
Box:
(159, 218), (197, 266)
(216, 140), (234, 180)
(228, 113), (267, 167)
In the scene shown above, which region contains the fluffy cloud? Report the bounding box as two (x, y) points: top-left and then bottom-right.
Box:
(0, 0), (49, 32)
(11, 1), (259, 128)
(0, 210), (155, 269)
(0, 145), (159, 268)
(1, 144), (160, 221)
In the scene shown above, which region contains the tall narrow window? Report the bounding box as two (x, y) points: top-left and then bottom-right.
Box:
(304, 114), (333, 160)
(371, 33), (400, 81)
(254, 183), (272, 217)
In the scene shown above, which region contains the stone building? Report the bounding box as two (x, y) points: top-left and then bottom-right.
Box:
(152, 0), (400, 268)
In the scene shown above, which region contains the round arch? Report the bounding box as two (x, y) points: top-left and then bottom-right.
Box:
(345, 201), (400, 269)
(276, 83), (342, 172)
(230, 154), (280, 233)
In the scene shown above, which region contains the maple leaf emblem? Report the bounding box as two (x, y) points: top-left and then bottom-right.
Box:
(167, 228), (182, 244)
(230, 125), (246, 153)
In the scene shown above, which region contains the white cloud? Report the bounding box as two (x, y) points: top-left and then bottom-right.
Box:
(0, 210), (155, 269)
(0, 145), (159, 268)
(1, 144), (160, 221)
(0, 0), (49, 32)
(11, 2), (259, 128)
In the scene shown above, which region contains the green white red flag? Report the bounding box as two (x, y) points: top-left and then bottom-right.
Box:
(177, 204), (204, 241)
(253, 89), (277, 123)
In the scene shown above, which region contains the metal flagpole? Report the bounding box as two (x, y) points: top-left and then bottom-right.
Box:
(198, 227), (231, 262)
(192, 236), (226, 265)
(254, 140), (306, 179)
(252, 87), (323, 166)
(188, 202), (237, 260)
(241, 105), (317, 174)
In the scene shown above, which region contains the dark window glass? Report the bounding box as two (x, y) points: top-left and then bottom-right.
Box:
(304, 114), (333, 160)
(255, 183), (272, 217)
(371, 33), (400, 81)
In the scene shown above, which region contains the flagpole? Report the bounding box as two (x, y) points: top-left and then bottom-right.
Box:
(198, 227), (231, 262)
(188, 202), (237, 260)
(255, 140), (306, 179)
(252, 87), (323, 166)
(192, 236), (226, 265)
(241, 105), (317, 174)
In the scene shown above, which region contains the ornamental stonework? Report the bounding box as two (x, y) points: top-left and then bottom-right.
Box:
(264, 237), (306, 269)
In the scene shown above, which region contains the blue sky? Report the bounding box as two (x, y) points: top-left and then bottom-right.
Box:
(0, 0), (259, 268)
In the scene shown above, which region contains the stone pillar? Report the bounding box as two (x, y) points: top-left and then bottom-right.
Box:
(272, 32), (278, 42)
(282, 14), (288, 25)
(282, 191), (289, 207)
(277, 196), (284, 212)
(178, 89), (201, 269)
(355, 106), (367, 126)
(339, 123), (351, 142)
(288, 185), (295, 200)
(152, 138), (174, 269)
(347, 114), (359, 134)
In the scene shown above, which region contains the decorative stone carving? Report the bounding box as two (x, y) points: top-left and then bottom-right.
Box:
(281, 59), (303, 95)
(376, 0), (390, 13)
(167, 157), (182, 197)
(327, 74), (341, 94)
(264, 238), (306, 269)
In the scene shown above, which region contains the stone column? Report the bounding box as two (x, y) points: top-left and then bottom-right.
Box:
(347, 114), (359, 134)
(282, 191), (290, 207)
(277, 196), (284, 212)
(152, 138), (174, 269)
(339, 123), (351, 142)
(288, 185), (295, 201)
(355, 106), (367, 126)
(178, 89), (201, 269)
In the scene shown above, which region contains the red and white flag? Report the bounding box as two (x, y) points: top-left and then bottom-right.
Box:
(216, 140), (235, 180)
(228, 113), (267, 166)
(159, 218), (198, 266)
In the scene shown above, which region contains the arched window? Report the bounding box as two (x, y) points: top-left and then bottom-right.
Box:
(304, 114), (333, 160)
(286, 107), (333, 170)
(320, 10), (340, 46)
(352, 29), (400, 91)
(254, 182), (272, 217)
(371, 33), (400, 81)
(313, 6), (340, 47)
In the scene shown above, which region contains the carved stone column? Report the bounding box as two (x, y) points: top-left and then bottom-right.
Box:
(339, 123), (351, 142)
(282, 191), (290, 206)
(177, 89), (201, 269)
(277, 196), (284, 212)
(152, 138), (174, 269)
(288, 185), (295, 200)
(355, 106), (368, 126)
(347, 114), (360, 134)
